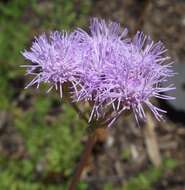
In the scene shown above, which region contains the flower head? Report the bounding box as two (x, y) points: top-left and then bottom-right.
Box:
(22, 31), (82, 97)
(73, 18), (175, 124)
(22, 18), (175, 126)
(73, 18), (129, 102)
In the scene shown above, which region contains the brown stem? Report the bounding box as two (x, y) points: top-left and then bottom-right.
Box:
(68, 132), (97, 190)
(63, 86), (88, 123)
(69, 102), (88, 123)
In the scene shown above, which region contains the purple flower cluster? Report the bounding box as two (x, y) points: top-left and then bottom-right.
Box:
(22, 31), (83, 97)
(22, 18), (175, 126)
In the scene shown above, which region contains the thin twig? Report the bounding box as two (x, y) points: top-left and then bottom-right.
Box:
(69, 102), (88, 123)
(63, 86), (88, 123)
(143, 113), (161, 167)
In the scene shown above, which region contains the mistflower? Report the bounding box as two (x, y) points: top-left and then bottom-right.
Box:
(22, 18), (175, 126)
(72, 18), (175, 124)
(22, 31), (83, 97)
(73, 18), (130, 119)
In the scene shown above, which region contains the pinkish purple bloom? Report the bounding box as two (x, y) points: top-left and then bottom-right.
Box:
(22, 31), (83, 97)
(22, 18), (175, 126)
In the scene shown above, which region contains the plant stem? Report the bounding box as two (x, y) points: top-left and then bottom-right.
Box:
(68, 132), (97, 190)
(63, 87), (88, 123)
(69, 102), (88, 123)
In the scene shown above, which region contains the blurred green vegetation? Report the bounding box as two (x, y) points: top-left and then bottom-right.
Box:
(0, 0), (91, 189)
